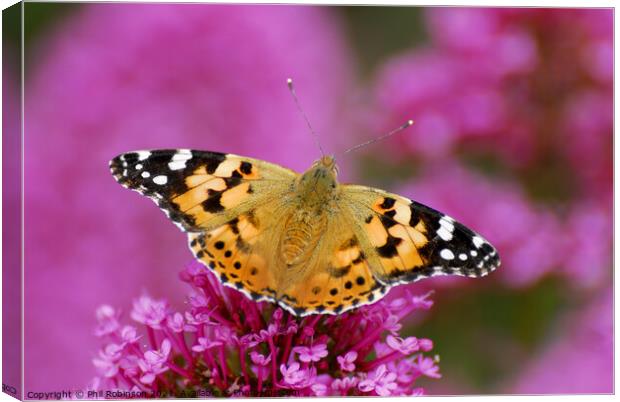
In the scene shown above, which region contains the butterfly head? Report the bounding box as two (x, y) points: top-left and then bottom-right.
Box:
(298, 155), (339, 199)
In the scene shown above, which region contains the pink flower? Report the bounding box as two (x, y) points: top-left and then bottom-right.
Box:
(118, 355), (140, 377)
(167, 312), (194, 333)
(137, 339), (171, 384)
(337, 351), (358, 372)
(386, 335), (420, 355)
(293, 343), (328, 363)
(92, 344), (124, 378)
(359, 365), (399, 396)
(184, 310), (214, 326)
(94, 305), (120, 337)
(418, 338), (433, 352)
(130, 295), (168, 329)
(119, 326), (141, 344)
(412, 355), (441, 379)
(191, 337), (222, 352)
(250, 352), (271, 367)
(331, 376), (358, 392)
(279, 362), (307, 387)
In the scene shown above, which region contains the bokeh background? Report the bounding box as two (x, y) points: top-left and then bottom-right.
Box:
(9, 4), (612, 395)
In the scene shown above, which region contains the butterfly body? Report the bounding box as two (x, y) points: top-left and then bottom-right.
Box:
(281, 156), (338, 265)
(111, 149), (500, 316)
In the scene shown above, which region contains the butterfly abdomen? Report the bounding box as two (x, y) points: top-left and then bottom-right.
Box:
(280, 210), (327, 266)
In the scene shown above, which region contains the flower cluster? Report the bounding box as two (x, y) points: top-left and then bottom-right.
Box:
(91, 261), (440, 397)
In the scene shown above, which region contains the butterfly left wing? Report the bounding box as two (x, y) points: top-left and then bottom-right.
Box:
(110, 149), (296, 232)
(341, 185), (500, 285)
(110, 149), (300, 306)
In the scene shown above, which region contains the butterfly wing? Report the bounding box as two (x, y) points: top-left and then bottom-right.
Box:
(110, 149), (296, 232)
(110, 149), (296, 304)
(340, 185), (500, 286)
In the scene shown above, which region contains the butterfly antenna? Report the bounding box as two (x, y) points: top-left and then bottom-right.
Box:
(343, 119), (414, 154)
(287, 78), (325, 157)
(344, 120), (414, 154)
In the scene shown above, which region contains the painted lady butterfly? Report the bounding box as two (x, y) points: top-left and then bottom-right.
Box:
(110, 149), (500, 316)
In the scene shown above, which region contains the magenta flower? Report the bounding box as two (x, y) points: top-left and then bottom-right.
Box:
(279, 362), (309, 387)
(411, 355), (442, 379)
(137, 339), (171, 384)
(337, 351), (358, 372)
(93, 305), (121, 337)
(250, 352), (271, 367)
(166, 312), (193, 333)
(130, 295), (169, 329)
(358, 365), (399, 396)
(119, 325), (141, 344)
(293, 343), (328, 363)
(92, 343), (123, 378)
(91, 261), (441, 396)
(192, 337), (223, 352)
(331, 376), (358, 393)
(386, 335), (420, 355)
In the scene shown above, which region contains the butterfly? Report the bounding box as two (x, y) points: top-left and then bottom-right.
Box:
(110, 149), (500, 316)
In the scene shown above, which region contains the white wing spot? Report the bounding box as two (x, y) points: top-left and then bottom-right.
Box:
(459, 253), (468, 261)
(137, 151), (151, 161)
(153, 175), (168, 185)
(122, 169), (128, 177)
(437, 227), (453, 241)
(440, 249), (455, 260)
(141, 171), (151, 178)
(470, 250), (478, 257)
(437, 217), (455, 241)
(472, 236), (485, 249)
(135, 163), (143, 170)
(172, 150), (193, 160)
(168, 160), (188, 171)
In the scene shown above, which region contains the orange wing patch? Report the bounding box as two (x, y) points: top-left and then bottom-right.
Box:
(188, 212), (278, 302)
(279, 236), (387, 316)
(171, 163), (258, 226)
(362, 195), (433, 282)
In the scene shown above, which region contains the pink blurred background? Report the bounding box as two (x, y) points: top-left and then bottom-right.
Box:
(19, 4), (612, 395)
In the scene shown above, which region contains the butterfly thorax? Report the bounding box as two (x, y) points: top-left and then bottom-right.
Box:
(280, 156), (339, 266)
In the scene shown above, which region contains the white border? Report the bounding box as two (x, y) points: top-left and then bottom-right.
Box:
(0, 2), (616, 402)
